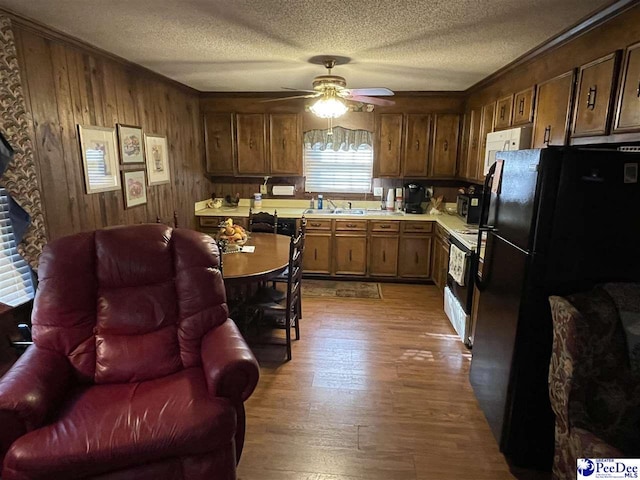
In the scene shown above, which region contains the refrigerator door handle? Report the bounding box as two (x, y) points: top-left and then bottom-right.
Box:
(475, 162), (498, 292)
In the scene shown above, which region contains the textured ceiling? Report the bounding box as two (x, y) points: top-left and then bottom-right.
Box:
(0, 0), (612, 92)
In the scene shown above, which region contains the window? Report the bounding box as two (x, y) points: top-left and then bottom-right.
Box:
(0, 188), (35, 307)
(303, 127), (374, 194)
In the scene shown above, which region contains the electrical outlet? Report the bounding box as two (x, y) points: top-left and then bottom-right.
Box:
(373, 187), (383, 197)
(260, 184), (268, 194)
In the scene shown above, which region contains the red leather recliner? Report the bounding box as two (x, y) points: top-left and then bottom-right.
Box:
(0, 224), (259, 480)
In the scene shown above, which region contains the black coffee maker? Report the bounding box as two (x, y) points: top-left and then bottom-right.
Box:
(404, 183), (425, 214)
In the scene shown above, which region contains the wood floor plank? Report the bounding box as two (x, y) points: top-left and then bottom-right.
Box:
(238, 283), (549, 480)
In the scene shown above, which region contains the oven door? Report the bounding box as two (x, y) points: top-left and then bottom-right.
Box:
(446, 238), (474, 314)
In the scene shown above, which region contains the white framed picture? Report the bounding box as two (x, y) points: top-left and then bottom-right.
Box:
(117, 124), (144, 164)
(78, 125), (121, 194)
(122, 170), (147, 208)
(144, 133), (170, 185)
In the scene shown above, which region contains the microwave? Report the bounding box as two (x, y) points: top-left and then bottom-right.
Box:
(456, 194), (482, 224)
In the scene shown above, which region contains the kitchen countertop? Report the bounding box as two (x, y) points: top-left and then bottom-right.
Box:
(195, 199), (479, 251)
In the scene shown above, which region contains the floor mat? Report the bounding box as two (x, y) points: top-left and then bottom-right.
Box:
(302, 280), (382, 299)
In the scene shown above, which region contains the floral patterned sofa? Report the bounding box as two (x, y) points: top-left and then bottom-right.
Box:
(548, 283), (640, 480)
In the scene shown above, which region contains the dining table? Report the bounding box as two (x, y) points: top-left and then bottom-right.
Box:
(221, 232), (291, 284)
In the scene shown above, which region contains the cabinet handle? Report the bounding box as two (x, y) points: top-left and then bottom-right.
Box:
(415, 252), (419, 264)
(249, 139), (254, 149)
(383, 250), (386, 262)
(636, 80), (640, 98)
(518, 98), (525, 115)
(310, 222), (321, 227)
(415, 140), (420, 150)
(586, 85), (597, 110)
(314, 249), (317, 261)
(413, 226), (424, 230)
(215, 137), (220, 149)
(388, 140), (392, 151)
(282, 139), (286, 149)
(543, 125), (551, 145)
(380, 224), (391, 229)
(443, 140), (449, 152)
(346, 223), (357, 228)
(349, 250), (352, 262)
(499, 105), (505, 120)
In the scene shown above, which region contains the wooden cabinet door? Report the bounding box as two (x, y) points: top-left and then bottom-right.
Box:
(204, 113), (235, 175)
(269, 113), (301, 175)
(477, 103), (495, 181)
(398, 235), (432, 278)
(465, 108), (482, 181)
(334, 235), (367, 276)
(513, 87), (536, 125)
(532, 71), (575, 148)
(403, 114), (431, 177)
(303, 233), (332, 274)
(429, 114), (459, 178)
(614, 42), (640, 133)
(376, 114), (403, 177)
(572, 52), (619, 137)
(369, 234), (399, 277)
(494, 95), (514, 130)
(236, 114), (267, 175)
(431, 236), (450, 291)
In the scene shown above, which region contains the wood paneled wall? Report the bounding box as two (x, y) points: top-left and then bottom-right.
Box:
(466, 3), (640, 109)
(12, 23), (208, 240)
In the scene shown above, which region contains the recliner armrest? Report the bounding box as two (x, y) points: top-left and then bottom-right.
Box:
(201, 319), (259, 402)
(0, 346), (74, 463)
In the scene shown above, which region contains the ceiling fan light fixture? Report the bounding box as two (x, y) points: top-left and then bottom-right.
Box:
(309, 93), (349, 119)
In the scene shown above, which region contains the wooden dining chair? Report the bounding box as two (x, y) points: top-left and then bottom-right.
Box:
(269, 217), (306, 312)
(250, 231), (303, 361)
(249, 209), (278, 234)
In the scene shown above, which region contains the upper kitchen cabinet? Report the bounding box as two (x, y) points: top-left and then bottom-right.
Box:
(532, 70), (575, 148)
(204, 113), (235, 175)
(376, 113), (403, 177)
(236, 113), (267, 175)
(494, 94), (514, 130)
(464, 108), (482, 181)
(512, 87), (536, 126)
(269, 113), (302, 175)
(614, 42), (640, 133)
(429, 114), (459, 178)
(571, 52), (620, 137)
(402, 114), (432, 178)
(477, 102), (495, 181)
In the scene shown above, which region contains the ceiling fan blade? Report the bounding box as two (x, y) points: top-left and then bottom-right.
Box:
(346, 95), (395, 106)
(282, 87), (318, 93)
(347, 88), (394, 96)
(259, 94), (320, 103)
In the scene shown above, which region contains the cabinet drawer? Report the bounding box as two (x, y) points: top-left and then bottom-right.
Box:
(335, 220), (367, 231)
(306, 219), (332, 231)
(370, 221), (400, 233)
(435, 223), (450, 240)
(200, 217), (223, 227)
(402, 221), (434, 233)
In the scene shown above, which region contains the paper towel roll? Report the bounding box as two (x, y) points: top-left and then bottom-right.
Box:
(272, 185), (295, 196)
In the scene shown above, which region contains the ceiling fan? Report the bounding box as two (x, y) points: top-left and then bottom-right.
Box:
(263, 58), (395, 118)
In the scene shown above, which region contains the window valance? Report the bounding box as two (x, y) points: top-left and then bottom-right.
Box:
(303, 127), (373, 152)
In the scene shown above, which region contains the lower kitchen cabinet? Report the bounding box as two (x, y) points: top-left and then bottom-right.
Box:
(304, 232), (332, 274)
(398, 235), (432, 278)
(432, 235), (450, 290)
(334, 234), (367, 276)
(369, 234), (399, 277)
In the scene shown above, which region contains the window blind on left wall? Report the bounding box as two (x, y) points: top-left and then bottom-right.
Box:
(0, 187), (34, 307)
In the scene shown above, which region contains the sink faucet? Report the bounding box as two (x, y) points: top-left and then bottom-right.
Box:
(327, 199), (338, 210)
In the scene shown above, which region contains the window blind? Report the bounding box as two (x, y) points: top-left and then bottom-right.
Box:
(0, 188), (34, 307)
(304, 145), (373, 193)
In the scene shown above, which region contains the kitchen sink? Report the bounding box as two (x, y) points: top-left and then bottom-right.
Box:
(302, 208), (365, 216)
(365, 209), (405, 216)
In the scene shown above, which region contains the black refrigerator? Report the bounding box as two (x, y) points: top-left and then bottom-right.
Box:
(470, 146), (640, 470)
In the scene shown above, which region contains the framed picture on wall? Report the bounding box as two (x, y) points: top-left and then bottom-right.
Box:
(117, 124), (144, 164)
(122, 170), (147, 208)
(78, 125), (121, 194)
(144, 133), (170, 185)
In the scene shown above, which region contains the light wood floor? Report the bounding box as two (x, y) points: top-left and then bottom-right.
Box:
(238, 283), (549, 480)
